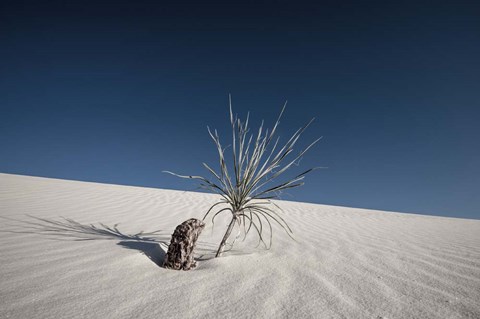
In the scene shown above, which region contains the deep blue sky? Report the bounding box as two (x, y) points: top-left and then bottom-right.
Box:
(1, 1), (479, 219)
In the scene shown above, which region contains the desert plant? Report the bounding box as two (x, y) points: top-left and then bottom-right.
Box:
(165, 97), (320, 257)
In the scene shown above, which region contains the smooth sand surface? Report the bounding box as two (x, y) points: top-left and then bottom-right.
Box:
(1, 173), (479, 318)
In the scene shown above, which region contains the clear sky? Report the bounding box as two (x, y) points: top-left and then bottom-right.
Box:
(1, 1), (479, 219)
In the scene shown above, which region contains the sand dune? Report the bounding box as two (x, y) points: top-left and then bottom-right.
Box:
(1, 173), (479, 318)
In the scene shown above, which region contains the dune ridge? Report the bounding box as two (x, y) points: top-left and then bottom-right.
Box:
(1, 173), (479, 318)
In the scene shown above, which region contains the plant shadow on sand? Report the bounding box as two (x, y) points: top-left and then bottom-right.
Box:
(1, 215), (251, 266)
(0, 215), (176, 268)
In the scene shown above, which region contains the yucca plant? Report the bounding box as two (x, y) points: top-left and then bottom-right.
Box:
(165, 97), (320, 257)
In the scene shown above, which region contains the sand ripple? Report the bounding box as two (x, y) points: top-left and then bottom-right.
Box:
(1, 173), (479, 318)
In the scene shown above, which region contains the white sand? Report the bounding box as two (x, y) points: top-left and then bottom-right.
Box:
(1, 173), (479, 318)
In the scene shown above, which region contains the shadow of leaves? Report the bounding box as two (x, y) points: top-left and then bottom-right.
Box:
(0, 215), (170, 268)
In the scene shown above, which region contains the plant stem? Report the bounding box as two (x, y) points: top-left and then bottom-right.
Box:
(215, 215), (237, 257)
